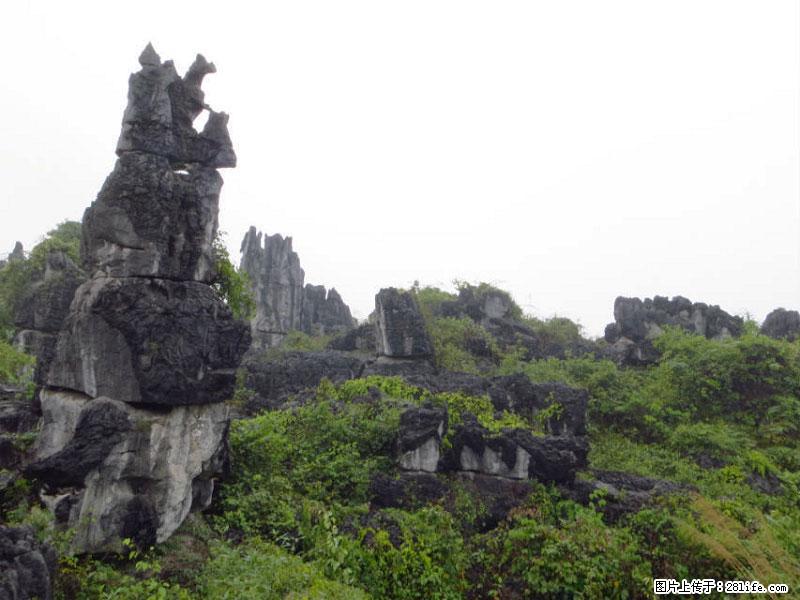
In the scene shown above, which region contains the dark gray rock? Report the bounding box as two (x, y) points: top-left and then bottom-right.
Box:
(0, 525), (56, 600)
(604, 295), (743, 365)
(31, 393), (230, 553)
(0, 397), (39, 435)
(397, 405), (448, 472)
(116, 44), (235, 168)
(374, 288), (433, 359)
(46, 277), (250, 407)
(301, 285), (356, 337)
(240, 227), (305, 349)
(243, 350), (365, 412)
(328, 322), (376, 353)
(26, 399), (132, 488)
(30, 47), (246, 554)
(761, 308), (800, 341)
(488, 376), (588, 437)
(81, 152), (222, 282)
(564, 469), (687, 522)
(13, 251), (85, 386)
(239, 227), (356, 349)
(7, 242), (25, 263)
(443, 417), (582, 484)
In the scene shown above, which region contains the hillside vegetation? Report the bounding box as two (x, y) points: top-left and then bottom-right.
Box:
(1, 272), (798, 599)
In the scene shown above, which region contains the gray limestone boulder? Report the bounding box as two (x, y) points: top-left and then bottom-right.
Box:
(46, 276), (250, 406)
(328, 322), (376, 353)
(116, 44), (235, 168)
(13, 251), (85, 386)
(81, 151), (222, 282)
(374, 288), (433, 359)
(604, 295), (743, 365)
(240, 227), (305, 349)
(301, 285), (356, 336)
(0, 525), (57, 600)
(27, 392), (229, 553)
(239, 227), (356, 349)
(397, 405), (448, 472)
(761, 308), (800, 341)
(243, 350), (366, 412)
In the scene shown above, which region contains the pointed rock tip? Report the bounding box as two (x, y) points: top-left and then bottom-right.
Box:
(139, 43), (161, 67)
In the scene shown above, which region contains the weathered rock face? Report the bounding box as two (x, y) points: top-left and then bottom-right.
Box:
(328, 322), (376, 353)
(82, 152), (222, 282)
(240, 226), (355, 349)
(240, 227), (305, 349)
(46, 277), (249, 406)
(28, 393), (228, 551)
(301, 285), (355, 337)
(395, 378), (589, 486)
(604, 295), (743, 365)
(116, 44), (235, 169)
(0, 525), (57, 600)
(374, 288), (433, 359)
(243, 350), (365, 412)
(27, 45), (248, 555)
(439, 284), (596, 360)
(12, 251), (85, 388)
(761, 308), (800, 341)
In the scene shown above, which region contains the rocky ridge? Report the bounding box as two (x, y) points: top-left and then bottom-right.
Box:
(240, 226), (355, 350)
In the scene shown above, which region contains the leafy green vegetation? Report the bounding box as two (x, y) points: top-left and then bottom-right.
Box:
(3, 275), (799, 598)
(211, 232), (256, 320)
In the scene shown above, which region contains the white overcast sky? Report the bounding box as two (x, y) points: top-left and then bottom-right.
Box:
(1, 1), (798, 336)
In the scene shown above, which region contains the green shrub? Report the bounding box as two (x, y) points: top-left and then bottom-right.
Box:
(211, 233), (256, 320)
(0, 340), (34, 386)
(479, 487), (652, 598)
(196, 537), (368, 600)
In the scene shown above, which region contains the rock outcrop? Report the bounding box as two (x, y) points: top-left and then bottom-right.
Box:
(395, 380), (589, 486)
(438, 284), (596, 360)
(26, 45), (249, 554)
(374, 288), (433, 359)
(761, 308), (800, 341)
(12, 251), (85, 390)
(604, 295), (743, 365)
(240, 227), (355, 349)
(0, 242), (25, 269)
(0, 525), (57, 600)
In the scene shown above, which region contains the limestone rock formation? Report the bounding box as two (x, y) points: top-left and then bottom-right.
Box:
(243, 350), (365, 412)
(0, 525), (57, 600)
(761, 308), (800, 341)
(240, 226), (355, 349)
(301, 285), (355, 337)
(395, 379), (589, 485)
(29, 393), (229, 550)
(374, 288), (433, 359)
(439, 284), (596, 360)
(240, 228), (305, 348)
(26, 45), (249, 554)
(604, 295), (743, 365)
(13, 251), (85, 389)
(328, 322), (376, 353)
(1, 242), (25, 269)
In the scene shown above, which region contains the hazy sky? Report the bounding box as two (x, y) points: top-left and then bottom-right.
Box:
(1, 1), (798, 336)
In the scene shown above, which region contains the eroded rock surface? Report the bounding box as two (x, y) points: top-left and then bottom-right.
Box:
(27, 45), (248, 555)
(604, 295), (743, 365)
(240, 227), (355, 349)
(29, 393), (228, 552)
(12, 251), (85, 388)
(374, 288), (433, 359)
(761, 308), (800, 341)
(0, 525), (57, 600)
(47, 277), (248, 406)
